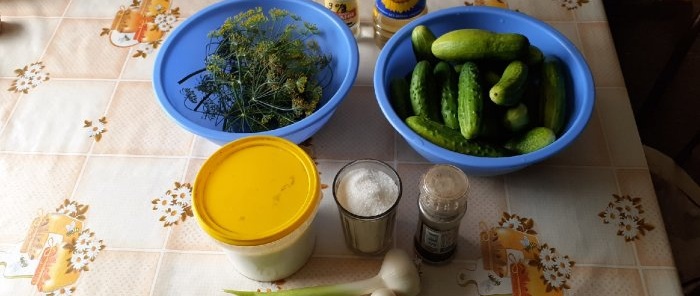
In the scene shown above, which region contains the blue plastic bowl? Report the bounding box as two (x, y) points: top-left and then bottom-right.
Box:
(374, 6), (595, 176)
(154, 0), (359, 145)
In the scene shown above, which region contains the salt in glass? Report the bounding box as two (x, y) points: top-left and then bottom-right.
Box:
(332, 159), (402, 255)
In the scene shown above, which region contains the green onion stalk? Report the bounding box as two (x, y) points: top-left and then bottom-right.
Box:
(223, 249), (421, 296)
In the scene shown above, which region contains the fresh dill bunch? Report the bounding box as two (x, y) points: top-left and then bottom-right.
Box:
(180, 7), (332, 133)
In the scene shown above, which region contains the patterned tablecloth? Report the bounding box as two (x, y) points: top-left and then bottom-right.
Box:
(0, 0), (685, 295)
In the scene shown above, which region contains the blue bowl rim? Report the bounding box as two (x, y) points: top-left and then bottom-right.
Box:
(153, 0), (359, 143)
(374, 6), (596, 172)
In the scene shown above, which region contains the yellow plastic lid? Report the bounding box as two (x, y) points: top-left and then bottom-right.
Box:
(193, 135), (320, 246)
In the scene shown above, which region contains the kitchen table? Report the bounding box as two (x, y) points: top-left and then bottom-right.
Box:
(0, 0), (685, 295)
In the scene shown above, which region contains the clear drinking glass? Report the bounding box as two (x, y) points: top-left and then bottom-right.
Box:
(332, 159), (402, 255)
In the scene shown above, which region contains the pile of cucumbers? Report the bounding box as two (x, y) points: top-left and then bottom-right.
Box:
(390, 25), (567, 157)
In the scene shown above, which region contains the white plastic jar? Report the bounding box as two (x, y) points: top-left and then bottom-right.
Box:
(192, 135), (322, 281)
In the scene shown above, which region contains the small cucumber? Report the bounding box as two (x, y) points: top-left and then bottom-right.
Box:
(489, 60), (529, 107)
(525, 45), (544, 66)
(405, 116), (510, 157)
(434, 61), (459, 129)
(411, 25), (438, 63)
(483, 67), (502, 88)
(410, 60), (441, 122)
(457, 61), (483, 139)
(540, 56), (567, 136)
(389, 77), (413, 120)
(504, 126), (556, 154)
(431, 29), (530, 62)
(503, 103), (530, 133)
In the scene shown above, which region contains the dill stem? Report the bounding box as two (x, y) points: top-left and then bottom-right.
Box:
(193, 92), (213, 112)
(178, 68), (206, 84)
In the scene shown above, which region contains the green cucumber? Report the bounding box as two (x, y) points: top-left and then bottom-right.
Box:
(525, 45), (544, 66)
(431, 29), (530, 62)
(410, 60), (441, 122)
(540, 56), (567, 135)
(457, 61), (483, 139)
(411, 25), (438, 63)
(405, 116), (510, 157)
(489, 60), (528, 106)
(503, 103), (530, 133)
(389, 77), (412, 120)
(504, 126), (556, 154)
(434, 61), (459, 129)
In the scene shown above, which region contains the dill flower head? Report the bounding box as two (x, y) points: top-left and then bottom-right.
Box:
(181, 7), (332, 133)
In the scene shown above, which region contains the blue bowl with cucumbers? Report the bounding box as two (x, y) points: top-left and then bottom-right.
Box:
(374, 6), (594, 176)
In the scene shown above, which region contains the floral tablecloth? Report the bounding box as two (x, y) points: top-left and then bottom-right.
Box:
(0, 0), (685, 295)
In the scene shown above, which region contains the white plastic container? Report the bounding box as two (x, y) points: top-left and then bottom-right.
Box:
(192, 136), (322, 281)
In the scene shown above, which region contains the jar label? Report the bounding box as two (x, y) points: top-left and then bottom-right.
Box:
(325, 0), (359, 27)
(418, 223), (457, 254)
(374, 0), (426, 20)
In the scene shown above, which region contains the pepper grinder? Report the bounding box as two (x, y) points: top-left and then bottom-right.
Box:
(414, 164), (470, 264)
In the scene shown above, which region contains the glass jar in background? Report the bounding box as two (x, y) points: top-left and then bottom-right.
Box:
(470, 0), (509, 8)
(373, 0), (428, 48)
(414, 164), (469, 264)
(325, 0), (361, 39)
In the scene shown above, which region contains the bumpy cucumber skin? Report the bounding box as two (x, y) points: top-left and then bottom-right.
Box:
(540, 57), (567, 136)
(389, 77), (413, 120)
(405, 116), (510, 157)
(431, 29), (530, 62)
(411, 25), (438, 63)
(434, 61), (459, 129)
(410, 60), (441, 122)
(489, 60), (529, 107)
(505, 126), (556, 154)
(457, 62), (483, 140)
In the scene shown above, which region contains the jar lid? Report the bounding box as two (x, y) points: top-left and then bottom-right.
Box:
(420, 164), (469, 217)
(193, 135), (320, 246)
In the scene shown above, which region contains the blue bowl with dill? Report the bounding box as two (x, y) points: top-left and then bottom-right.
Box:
(153, 0), (359, 145)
